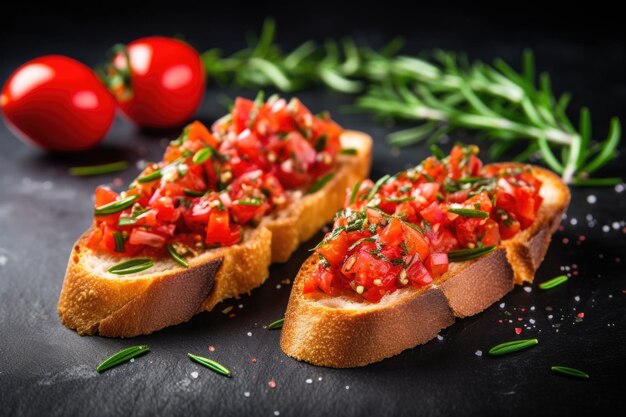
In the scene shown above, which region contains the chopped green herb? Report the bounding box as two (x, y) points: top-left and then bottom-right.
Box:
(367, 174), (391, 200)
(385, 196), (415, 203)
(137, 170), (162, 183)
(96, 345), (150, 373)
(69, 161), (129, 177)
(267, 318), (285, 330)
(113, 231), (126, 253)
(94, 195), (139, 216)
(349, 180), (362, 205)
(448, 208), (489, 218)
(488, 339), (538, 356)
(340, 147), (358, 155)
(448, 245), (496, 262)
(308, 173), (334, 194)
(167, 245), (189, 268)
(237, 198), (263, 206)
(188, 353), (231, 377)
(430, 144), (446, 160)
(314, 134), (327, 151)
(550, 366), (589, 379)
(108, 258), (154, 275)
(192, 148), (213, 164)
(539, 275), (568, 290)
(184, 189), (207, 197)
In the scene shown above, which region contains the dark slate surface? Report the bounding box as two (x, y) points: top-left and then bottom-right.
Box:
(1, 5), (625, 417)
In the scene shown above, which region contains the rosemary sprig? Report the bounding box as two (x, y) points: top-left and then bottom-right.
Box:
(448, 246), (496, 262)
(94, 195), (139, 216)
(488, 338), (538, 356)
(96, 345), (150, 373)
(69, 161), (129, 177)
(266, 318), (285, 330)
(108, 258), (154, 275)
(201, 19), (622, 185)
(551, 365), (589, 379)
(188, 353), (231, 377)
(539, 275), (568, 290)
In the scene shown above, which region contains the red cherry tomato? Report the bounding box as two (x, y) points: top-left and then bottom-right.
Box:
(0, 55), (115, 151)
(107, 37), (205, 129)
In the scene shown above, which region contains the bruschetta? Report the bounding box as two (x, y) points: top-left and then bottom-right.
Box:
(58, 95), (372, 337)
(280, 144), (569, 367)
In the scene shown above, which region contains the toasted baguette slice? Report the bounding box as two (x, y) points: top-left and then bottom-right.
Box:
(57, 131), (372, 337)
(280, 164), (570, 368)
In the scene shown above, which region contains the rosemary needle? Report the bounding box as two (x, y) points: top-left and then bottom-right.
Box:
(267, 318), (285, 330)
(69, 161), (129, 177)
(551, 365), (589, 379)
(488, 338), (538, 356)
(188, 353), (231, 377)
(96, 345), (150, 373)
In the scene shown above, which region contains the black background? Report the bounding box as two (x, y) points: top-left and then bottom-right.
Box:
(1, 3), (625, 416)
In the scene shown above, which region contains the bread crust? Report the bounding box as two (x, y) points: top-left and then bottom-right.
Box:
(58, 131), (372, 337)
(280, 165), (570, 367)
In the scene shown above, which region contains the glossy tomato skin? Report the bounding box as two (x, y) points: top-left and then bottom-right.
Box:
(1, 55), (115, 151)
(114, 37), (205, 129)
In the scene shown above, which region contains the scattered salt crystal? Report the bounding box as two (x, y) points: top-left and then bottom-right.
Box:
(524, 287), (532, 293)
(602, 225), (611, 232)
(570, 218), (578, 226)
(191, 371), (198, 379)
(306, 378), (313, 384)
(318, 377), (322, 381)
(274, 411), (280, 416)
(276, 284), (282, 289)
(548, 315), (554, 319)
(615, 184), (625, 193)
(499, 303), (506, 308)
(475, 350), (483, 357)
(437, 335), (444, 341)
(574, 296), (580, 302)
(238, 304), (244, 309)
(586, 195), (597, 204)
(530, 306), (535, 311)
(609, 294), (613, 298)
(247, 332), (252, 337)
(244, 391), (250, 398)
(0, 255), (6, 266)
(612, 222), (620, 230)
(345, 386), (350, 390)
(529, 319), (536, 324)
(130, 358), (135, 363)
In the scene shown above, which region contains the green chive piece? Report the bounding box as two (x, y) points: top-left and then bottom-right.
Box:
(488, 338), (538, 356)
(96, 345), (150, 373)
(448, 208), (489, 218)
(167, 245), (189, 268)
(237, 198), (263, 206)
(308, 173), (334, 194)
(118, 216), (137, 226)
(94, 195), (139, 216)
(188, 353), (231, 377)
(184, 189), (207, 197)
(113, 231), (125, 253)
(539, 275), (569, 290)
(340, 147), (358, 155)
(267, 318), (285, 330)
(385, 196), (415, 203)
(137, 170), (162, 183)
(448, 246), (496, 262)
(349, 180), (362, 205)
(431, 144), (446, 160)
(367, 174), (391, 200)
(551, 365), (589, 379)
(69, 161), (129, 177)
(192, 148), (213, 164)
(108, 258), (154, 275)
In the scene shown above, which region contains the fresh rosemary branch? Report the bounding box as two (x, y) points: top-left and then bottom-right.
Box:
(200, 19), (622, 185)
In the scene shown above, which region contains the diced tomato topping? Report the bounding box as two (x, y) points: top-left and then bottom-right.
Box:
(305, 144), (542, 303)
(88, 96), (344, 259)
